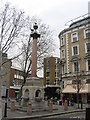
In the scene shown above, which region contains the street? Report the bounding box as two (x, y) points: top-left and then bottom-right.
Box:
(40, 111), (85, 120)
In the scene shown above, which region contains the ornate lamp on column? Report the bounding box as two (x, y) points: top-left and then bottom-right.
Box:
(30, 23), (40, 77)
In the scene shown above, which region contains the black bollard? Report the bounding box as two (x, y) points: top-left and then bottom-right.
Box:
(4, 102), (7, 117)
(86, 108), (90, 120)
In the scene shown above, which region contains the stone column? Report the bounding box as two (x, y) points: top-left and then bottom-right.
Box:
(31, 39), (37, 77)
(30, 23), (40, 77)
(18, 98), (21, 105)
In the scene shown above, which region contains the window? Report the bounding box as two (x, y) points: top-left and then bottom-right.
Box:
(55, 72), (59, 78)
(55, 78), (59, 85)
(55, 58), (59, 68)
(84, 29), (90, 38)
(86, 43), (90, 53)
(46, 72), (49, 77)
(62, 64), (65, 74)
(17, 74), (19, 79)
(72, 46), (79, 55)
(72, 62), (80, 73)
(71, 32), (78, 42)
(61, 49), (65, 58)
(61, 37), (64, 46)
(86, 60), (90, 71)
(14, 74), (17, 78)
(46, 79), (49, 85)
(88, 60), (90, 71)
(55, 65), (59, 72)
(46, 65), (49, 71)
(55, 58), (59, 63)
(74, 62), (79, 72)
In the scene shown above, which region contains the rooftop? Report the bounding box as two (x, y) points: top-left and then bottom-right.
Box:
(59, 13), (90, 37)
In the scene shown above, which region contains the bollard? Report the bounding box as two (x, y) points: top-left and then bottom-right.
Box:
(22, 98), (25, 106)
(64, 100), (68, 111)
(11, 100), (15, 111)
(49, 100), (53, 112)
(4, 102), (7, 117)
(18, 99), (21, 105)
(27, 102), (32, 115)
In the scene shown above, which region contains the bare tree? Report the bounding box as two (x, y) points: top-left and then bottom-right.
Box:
(15, 17), (55, 84)
(0, 2), (28, 80)
(0, 2), (25, 56)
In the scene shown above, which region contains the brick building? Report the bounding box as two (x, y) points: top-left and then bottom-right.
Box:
(43, 56), (60, 86)
(10, 67), (24, 99)
(43, 56), (61, 100)
(1, 53), (24, 99)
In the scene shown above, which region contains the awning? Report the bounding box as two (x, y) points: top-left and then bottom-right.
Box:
(62, 84), (77, 93)
(10, 86), (21, 90)
(46, 85), (60, 88)
(80, 84), (90, 93)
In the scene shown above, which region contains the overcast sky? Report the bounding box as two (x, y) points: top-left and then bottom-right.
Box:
(2, 0), (90, 76)
(3, 0), (89, 57)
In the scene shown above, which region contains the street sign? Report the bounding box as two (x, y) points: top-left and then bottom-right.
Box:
(1, 85), (6, 98)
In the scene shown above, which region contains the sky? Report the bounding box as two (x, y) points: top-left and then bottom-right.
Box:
(3, 0), (89, 57)
(2, 0), (90, 76)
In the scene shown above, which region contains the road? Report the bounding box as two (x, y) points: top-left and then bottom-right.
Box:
(39, 111), (85, 120)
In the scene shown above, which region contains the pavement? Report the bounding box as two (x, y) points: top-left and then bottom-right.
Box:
(0, 101), (86, 120)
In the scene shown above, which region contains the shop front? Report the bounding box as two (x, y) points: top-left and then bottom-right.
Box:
(9, 86), (21, 101)
(62, 84), (77, 103)
(44, 85), (61, 101)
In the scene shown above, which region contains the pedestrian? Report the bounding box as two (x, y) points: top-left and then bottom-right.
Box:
(71, 98), (74, 106)
(81, 100), (83, 109)
(67, 98), (69, 106)
(69, 100), (71, 106)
